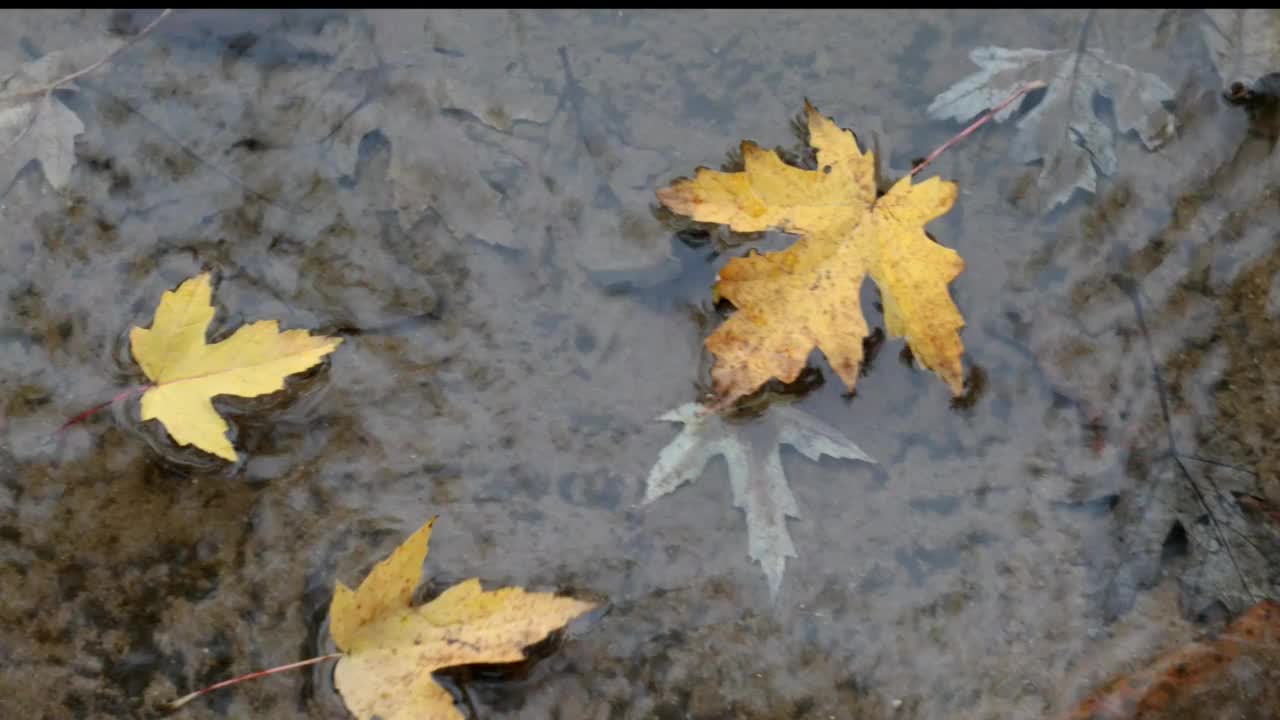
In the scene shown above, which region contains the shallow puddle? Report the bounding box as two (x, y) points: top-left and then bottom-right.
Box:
(0, 9), (1277, 719)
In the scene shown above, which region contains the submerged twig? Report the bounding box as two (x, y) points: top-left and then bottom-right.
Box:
(85, 87), (301, 214)
(1121, 279), (1259, 606)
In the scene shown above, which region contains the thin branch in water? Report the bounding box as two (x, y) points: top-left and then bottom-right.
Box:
(163, 653), (343, 712)
(1177, 453), (1259, 476)
(10, 9), (175, 102)
(1121, 278), (1258, 605)
(910, 80), (1047, 177)
(85, 87), (301, 215)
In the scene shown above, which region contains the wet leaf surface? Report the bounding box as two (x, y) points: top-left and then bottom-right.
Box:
(329, 518), (597, 720)
(658, 103), (967, 405)
(128, 272), (342, 461)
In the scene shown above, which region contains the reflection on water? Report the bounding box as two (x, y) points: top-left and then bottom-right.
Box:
(0, 8), (1276, 719)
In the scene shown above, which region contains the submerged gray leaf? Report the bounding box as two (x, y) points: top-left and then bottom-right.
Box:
(0, 46), (113, 190)
(1200, 9), (1280, 93)
(643, 402), (874, 597)
(927, 45), (1176, 210)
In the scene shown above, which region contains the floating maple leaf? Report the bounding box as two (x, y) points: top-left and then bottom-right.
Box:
(927, 44), (1176, 209)
(657, 102), (967, 407)
(331, 518), (598, 720)
(130, 273), (342, 461)
(166, 517), (599, 716)
(1199, 9), (1280, 98)
(643, 402), (874, 596)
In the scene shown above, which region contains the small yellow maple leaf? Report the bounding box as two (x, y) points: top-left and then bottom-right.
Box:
(330, 518), (598, 720)
(129, 273), (342, 461)
(657, 102), (966, 405)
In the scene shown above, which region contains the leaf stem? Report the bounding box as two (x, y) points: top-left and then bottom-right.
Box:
(59, 384), (153, 431)
(910, 80), (1047, 177)
(163, 653), (344, 712)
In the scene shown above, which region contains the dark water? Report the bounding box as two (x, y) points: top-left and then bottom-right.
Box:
(1, 9), (1277, 719)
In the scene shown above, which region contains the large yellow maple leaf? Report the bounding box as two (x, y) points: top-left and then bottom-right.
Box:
(657, 102), (966, 405)
(330, 518), (598, 720)
(129, 273), (342, 461)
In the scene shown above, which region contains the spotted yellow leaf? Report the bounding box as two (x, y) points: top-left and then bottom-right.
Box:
(129, 272), (342, 461)
(330, 518), (598, 720)
(657, 102), (966, 405)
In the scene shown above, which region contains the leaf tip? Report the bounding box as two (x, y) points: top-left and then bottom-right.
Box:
(181, 271), (215, 296)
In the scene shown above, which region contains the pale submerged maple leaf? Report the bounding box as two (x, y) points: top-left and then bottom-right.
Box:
(644, 402), (874, 597)
(0, 51), (89, 190)
(927, 45), (1176, 209)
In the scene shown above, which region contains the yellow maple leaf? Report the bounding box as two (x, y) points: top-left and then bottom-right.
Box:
(657, 102), (966, 405)
(129, 273), (342, 461)
(330, 518), (598, 720)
